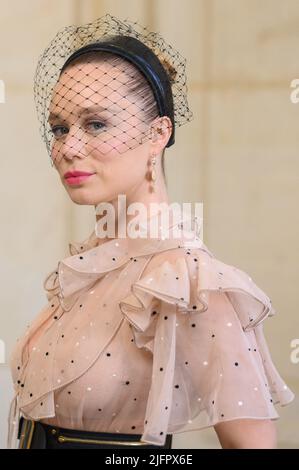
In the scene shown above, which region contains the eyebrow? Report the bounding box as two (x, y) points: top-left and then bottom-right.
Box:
(48, 104), (120, 122)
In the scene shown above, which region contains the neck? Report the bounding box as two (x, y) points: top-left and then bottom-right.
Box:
(94, 178), (170, 241)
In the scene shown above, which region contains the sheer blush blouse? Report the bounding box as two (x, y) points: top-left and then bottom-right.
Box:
(7, 209), (295, 447)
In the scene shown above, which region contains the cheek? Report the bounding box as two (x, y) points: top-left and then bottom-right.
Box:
(96, 150), (147, 188)
(88, 139), (143, 158)
(51, 144), (59, 162)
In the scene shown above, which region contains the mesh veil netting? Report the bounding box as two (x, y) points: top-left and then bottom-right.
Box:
(33, 13), (194, 166)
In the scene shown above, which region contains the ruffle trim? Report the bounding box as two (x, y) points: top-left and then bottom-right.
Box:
(9, 224), (294, 447)
(119, 249), (294, 445)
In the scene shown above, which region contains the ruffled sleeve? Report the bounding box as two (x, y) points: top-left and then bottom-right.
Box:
(119, 246), (295, 446)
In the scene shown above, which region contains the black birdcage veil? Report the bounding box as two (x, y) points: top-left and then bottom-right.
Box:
(33, 13), (194, 166)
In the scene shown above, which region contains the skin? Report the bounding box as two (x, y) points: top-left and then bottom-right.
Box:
(214, 418), (278, 449)
(48, 59), (278, 449)
(48, 59), (171, 237)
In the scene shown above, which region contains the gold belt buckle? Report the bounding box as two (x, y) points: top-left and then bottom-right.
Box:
(19, 419), (152, 447)
(19, 419), (35, 449)
(50, 427), (150, 446)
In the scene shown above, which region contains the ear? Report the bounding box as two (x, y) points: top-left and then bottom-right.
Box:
(150, 116), (173, 153)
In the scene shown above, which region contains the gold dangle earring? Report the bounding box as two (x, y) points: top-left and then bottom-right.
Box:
(150, 152), (157, 192)
(149, 124), (162, 192)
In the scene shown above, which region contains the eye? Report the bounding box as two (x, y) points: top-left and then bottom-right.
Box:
(86, 121), (106, 133)
(50, 125), (69, 138)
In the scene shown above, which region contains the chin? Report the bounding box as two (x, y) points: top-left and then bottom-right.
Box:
(66, 189), (98, 206)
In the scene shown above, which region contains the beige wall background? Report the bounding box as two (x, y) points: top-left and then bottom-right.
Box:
(0, 0), (298, 448)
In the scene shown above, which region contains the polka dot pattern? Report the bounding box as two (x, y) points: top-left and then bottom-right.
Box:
(7, 207), (295, 448)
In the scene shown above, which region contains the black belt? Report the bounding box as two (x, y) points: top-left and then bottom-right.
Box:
(17, 417), (172, 449)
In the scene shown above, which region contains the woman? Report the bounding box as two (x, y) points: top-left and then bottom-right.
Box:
(7, 14), (294, 449)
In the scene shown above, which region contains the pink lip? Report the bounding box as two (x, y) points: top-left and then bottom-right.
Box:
(65, 174), (95, 185)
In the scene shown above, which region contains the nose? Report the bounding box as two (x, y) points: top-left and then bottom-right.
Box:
(59, 126), (87, 162)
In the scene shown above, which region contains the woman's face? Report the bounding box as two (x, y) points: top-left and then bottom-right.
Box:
(48, 59), (168, 206)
